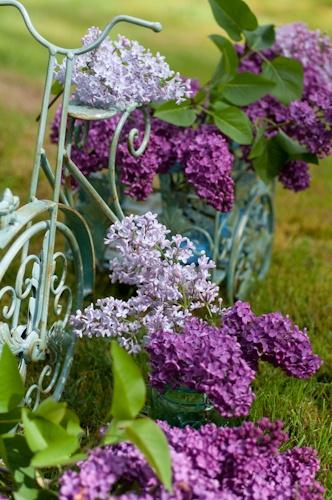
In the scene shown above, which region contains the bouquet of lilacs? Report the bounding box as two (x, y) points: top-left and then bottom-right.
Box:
(71, 212), (321, 418)
(66, 212), (324, 498)
(235, 22), (332, 190)
(60, 419), (324, 499)
(51, 1), (332, 212)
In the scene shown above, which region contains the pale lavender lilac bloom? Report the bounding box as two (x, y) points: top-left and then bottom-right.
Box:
(55, 29), (192, 111)
(70, 213), (222, 353)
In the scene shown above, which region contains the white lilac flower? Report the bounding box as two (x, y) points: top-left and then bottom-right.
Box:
(55, 29), (191, 110)
(70, 213), (222, 351)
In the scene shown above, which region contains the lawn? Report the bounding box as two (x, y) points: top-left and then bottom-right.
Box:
(0, 0), (331, 495)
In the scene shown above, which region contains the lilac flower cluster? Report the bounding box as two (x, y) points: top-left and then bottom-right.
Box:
(116, 120), (234, 211)
(147, 301), (321, 416)
(70, 213), (222, 353)
(276, 23), (332, 92)
(222, 301), (322, 378)
(147, 317), (255, 417)
(116, 116), (180, 200)
(178, 125), (235, 212)
(278, 160), (311, 192)
(59, 419), (324, 499)
(51, 106), (235, 210)
(71, 213), (321, 401)
(55, 29), (191, 110)
(238, 23), (332, 191)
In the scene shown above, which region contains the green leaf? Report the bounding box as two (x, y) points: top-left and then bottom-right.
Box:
(274, 131), (318, 164)
(213, 103), (253, 144)
(274, 130), (308, 156)
(22, 410), (79, 464)
(0, 407), (21, 434)
(245, 24), (275, 50)
(124, 418), (172, 492)
(221, 72), (275, 106)
(103, 419), (126, 445)
(209, 34), (239, 82)
(110, 342), (146, 420)
(250, 128), (318, 166)
(252, 136), (287, 181)
(61, 409), (83, 438)
(154, 101), (196, 127)
(13, 484), (39, 500)
(0, 344), (24, 413)
(32, 448), (86, 468)
(1, 435), (32, 471)
(208, 0), (258, 41)
(248, 126), (267, 159)
(33, 398), (67, 425)
(262, 56), (304, 105)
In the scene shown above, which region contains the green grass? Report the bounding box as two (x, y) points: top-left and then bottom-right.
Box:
(0, 0), (331, 495)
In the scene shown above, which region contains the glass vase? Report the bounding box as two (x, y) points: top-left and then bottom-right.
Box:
(159, 160), (275, 303)
(150, 387), (214, 428)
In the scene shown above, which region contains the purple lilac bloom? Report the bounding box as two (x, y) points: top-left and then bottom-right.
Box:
(70, 213), (222, 353)
(59, 419), (324, 499)
(237, 23), (332, 190)
(179, 125), (235, 212)
(222, 301), (322, 378)
(278, 160), (311, 192)
(147, 317), (256, 417)
(51, 108), (235, 210)
(51, 108), (178, 199)
(275, 22), (332, 92)
(147, 303), (321, 416)
(55, 29), (192, 110)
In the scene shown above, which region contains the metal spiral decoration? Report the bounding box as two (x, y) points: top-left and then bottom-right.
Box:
(63, 104), (153, 270)
(0, 206), (85, 408)
(0, 0), (162, 407)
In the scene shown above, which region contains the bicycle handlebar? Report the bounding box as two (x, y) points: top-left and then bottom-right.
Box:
(0, 0), (162, 55)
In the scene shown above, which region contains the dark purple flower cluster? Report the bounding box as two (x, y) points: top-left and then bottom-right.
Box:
(222, 301), (322, 378)
(146, 317), (255, 417)
(179, 125), (235, 212)
(237, 23), (332, 192)
(278, 160), (311, 192)
(116, 116), (179, 200)
(51, 108), (235, 211)
(50, 109), (117, 178)
(146, 303), (321, 417)
(59, 419), (324, 499)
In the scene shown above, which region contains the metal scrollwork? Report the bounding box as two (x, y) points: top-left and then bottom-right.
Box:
(0, 0), (162, 406)
(0, 219), (83, 406)
(63, 104), (154, 269)
(127, 106), (152, 158)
